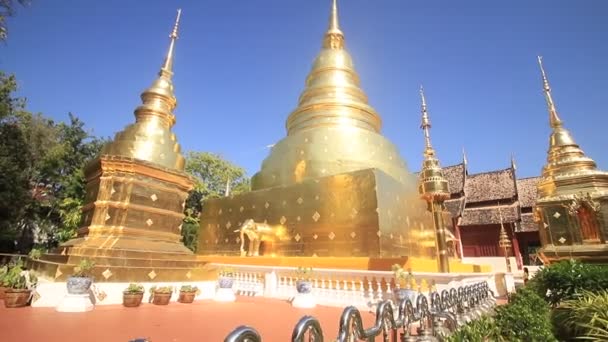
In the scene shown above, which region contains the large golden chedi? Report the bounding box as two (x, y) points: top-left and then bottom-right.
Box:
(535, 57), (608, 263)
(31, 11), (211, 282)
(198, 1), (439, 259)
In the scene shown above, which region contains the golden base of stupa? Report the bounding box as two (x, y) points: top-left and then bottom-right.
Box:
(28, 249), (217, 282)
(196, 255), (490, 273)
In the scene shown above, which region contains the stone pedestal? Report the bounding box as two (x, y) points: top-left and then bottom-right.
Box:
(214, 288), (236, 302)
(291, 293), (316, 309)
(56, 293), (94, 312)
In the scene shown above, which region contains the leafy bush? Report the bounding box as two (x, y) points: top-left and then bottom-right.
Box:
(124, 283), (144, 294)
(295, 266), (314, 280)
(557, 290), (608, 341)
(28, 248), (43, 260)
(150, 286), (173, 294)
(179, 285), (198, 293)
(529, 260), (608, 306)
(444, 316), (499, 342)
(493, 287), (557, 341)
(446, 287), (556, 342)
(72, 259), (96, 278)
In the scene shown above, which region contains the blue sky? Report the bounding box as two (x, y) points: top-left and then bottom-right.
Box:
(2, 0), (607, 178)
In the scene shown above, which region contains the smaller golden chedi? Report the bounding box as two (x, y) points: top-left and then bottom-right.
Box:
(31, 10), (212, 282)
(535, 56), (608, 264)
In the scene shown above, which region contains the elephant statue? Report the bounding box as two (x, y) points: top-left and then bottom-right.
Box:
(234, 219), (288, 256)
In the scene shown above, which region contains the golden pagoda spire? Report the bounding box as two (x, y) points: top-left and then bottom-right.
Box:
(537, 56), (562, 129)
(418, 86), (449, 200)
(285, 0), (382, 135)
(101, 9), (187, 171)
(535, 56), (602, 199)
(420, 86), (434, 158)
(161, 8), (182, 77)
(324, 0), (344, 49)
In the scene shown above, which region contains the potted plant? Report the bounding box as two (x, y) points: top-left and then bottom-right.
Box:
(392, 264), (417, 303)
(178, 285), (198, 304)
(295, 267), (314, 294)
(218, 267), (235, 289)
(149, 286), (172, 305)
(67, 259), (95, 295)
(4, 264), (37, 308)
(123, 283), (145, 307)
(0, 265), (8, 300)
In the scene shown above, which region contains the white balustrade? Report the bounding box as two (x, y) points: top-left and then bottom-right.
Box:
(209, 263), (499, 309)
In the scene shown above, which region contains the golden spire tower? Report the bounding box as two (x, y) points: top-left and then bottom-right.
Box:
(102, 9), (186, 171)
(251, 0), (410, 190)
(536, 56), (601, 196)
(33, 10), (207, 283)
(534, 56), (608, 264)
(417, 86), (451, 272)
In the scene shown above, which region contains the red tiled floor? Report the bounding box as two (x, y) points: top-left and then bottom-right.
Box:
(0, 296), (377, 342)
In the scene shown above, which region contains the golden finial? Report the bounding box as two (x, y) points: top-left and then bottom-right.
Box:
(537, 56), (562, 129)
(328, 0), (342, 34)
(323, 0), (344, 49)
(161, 9), (182, 76)
(419, 86), (434, 157)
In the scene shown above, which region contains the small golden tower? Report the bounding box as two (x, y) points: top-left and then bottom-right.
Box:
(32, 10), (211, 282)
(534, 56), (608, 263)
(417, 86), (451, 273)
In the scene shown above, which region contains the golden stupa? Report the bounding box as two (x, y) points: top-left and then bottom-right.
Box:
(534, 57), (608, 263)
(197, 0), (446, 267)
(31, 10), (213, 282)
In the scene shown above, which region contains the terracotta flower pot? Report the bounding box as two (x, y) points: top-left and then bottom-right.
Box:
(4, 289), (31, 308)
(178, 291), (196, 303)
(123, 292), (144, 307)
(0, 286), (7, 300)
(152, 292), (171, 305)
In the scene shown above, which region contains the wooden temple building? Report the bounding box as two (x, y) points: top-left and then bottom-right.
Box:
(422, 159), (542, 270)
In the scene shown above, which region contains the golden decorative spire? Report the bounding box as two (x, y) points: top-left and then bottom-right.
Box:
(537, 56), (562, 129)
(285, 0), (381, 135)
(324, 0), (344, 48)
(418, 86), (450, 202)
(252, 0), (410, 190)
(535, 56), (605, 199)
(101, 9), (186, 171)
(161, 8), (182, 77)
(420, 86), (434, 158)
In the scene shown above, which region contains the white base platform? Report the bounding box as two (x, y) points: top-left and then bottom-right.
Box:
(291, 293), (316, 308)
(214, 288), (236, 302)
(56, 294), (94, 312)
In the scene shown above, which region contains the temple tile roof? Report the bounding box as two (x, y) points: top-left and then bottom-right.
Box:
(460, 203), (519, 226)
(516, 177), (541, 208)
(464, 168), (516, 203)
(445, 197), (465, 218)
(516, 213), (539, 232)
(443, 163), (466, 194)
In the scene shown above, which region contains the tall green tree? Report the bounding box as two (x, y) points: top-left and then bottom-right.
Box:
(0, 72), (105, 252)
(181, 151), (250, 251)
